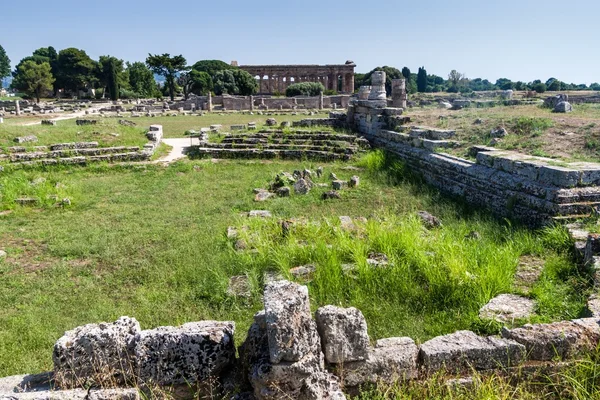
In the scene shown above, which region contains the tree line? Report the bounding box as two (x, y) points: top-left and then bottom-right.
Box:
(0, 45), (260, 102)
(356, 66), (600, 95)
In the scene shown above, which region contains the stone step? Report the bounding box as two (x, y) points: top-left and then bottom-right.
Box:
(202, 143), (359, 154)
(189, 147), (351, 161)
(9, 147), (141, 162)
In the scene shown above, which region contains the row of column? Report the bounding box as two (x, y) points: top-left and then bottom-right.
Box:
(257, 73), (354, 94)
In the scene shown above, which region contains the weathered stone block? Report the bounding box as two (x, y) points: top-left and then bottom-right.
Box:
(53, 317), (140, 387)
(315, 306), (369, 364)
(340, 337), (419, 388)
(479, 294), (536, 323)
(135, 321), (235, 386)
(419, 330), (525, 373)
(537, 165), (581, 188)
(501, 318), (600, 361)
(264, 281), (321, 364)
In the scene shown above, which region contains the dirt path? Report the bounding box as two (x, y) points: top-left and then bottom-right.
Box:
(154, 138), (201, 164)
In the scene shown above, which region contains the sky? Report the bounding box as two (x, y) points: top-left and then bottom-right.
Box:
(2, 0), (600, 84)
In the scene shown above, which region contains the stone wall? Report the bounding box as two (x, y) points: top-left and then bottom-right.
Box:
(169, 94), (350, 111)
(3, 279), (600, 399)
(347, 96), (600, 225)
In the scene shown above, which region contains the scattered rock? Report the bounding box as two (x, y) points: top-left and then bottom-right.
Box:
(514, 256), (544, 294)
(332, 180), (347, 190)
(118, 119), (136, 127)
(329, 172), (338, 180)
(417, 211), (442, 229)
(479, 294), (536, 323)
(316, 166), (323, 178)
(474, 118), (484, 125)
(339, 216), (355, 230)
(366, 252), (389, 267)
(322, 190), (341, 200)
(265, 118), (277, 126)
(228, 275), (251, 297)
(276, 186), (290, 197)
(234, 239), (248, 251)
(349, 176), (360, 188)
(61, 198), (72, 206)
(289, 264), (316, 280)
(555, 101), (573, 113)
(465, 231), (481, 240)
(226, 226), (238, 239)
(254, 190), (275, 202)
(248, 210), (272, 218)
(0, 250), (6, 258)
(315, 306), (369, 364)
(294, 178), (311, 195)
(15, 197), (38, 206)
(490, 127), (508, 138)
(14, 135), (38, 143)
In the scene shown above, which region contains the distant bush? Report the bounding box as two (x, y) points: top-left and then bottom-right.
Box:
(119, 89), (139, 99)
(285, 82), (324, 97)
(94, 88), (104, 99)
(534, 82), (547, 93)
(323, 89), (337, 96)
(512, 117), (553, 135)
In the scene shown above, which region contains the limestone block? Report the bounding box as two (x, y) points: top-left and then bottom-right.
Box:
(0, 388), (139, 399)
(538, 165), (581, 188)
(419, 330), (525, 372)
(479, 294), (536, 323)
(339, 337), (419, 388)
(294, 178), (311, 195)
(135, 321), (235, 385)
(332, 180), (347, 190)
(315, 306), (369, 364)
(53, 317), (140, 387)
(264, 280), (321, 363)
(501, 318), (600, 361)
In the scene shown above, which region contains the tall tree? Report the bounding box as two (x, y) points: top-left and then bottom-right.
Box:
(177, 72), (194, 100)
(146, 53), (187, 101)
(11, 60), (55, 102)
(191, 60), (235, 78)
(416, 67), (427, 92)
(189, 70), (213, 95)
(401, 67), (411, 81)
(127, 62), (156, 97)
(448, 70), (467, 92)
(55, 48), (97, 95)
(0, 45), (11, 84)
(97, 56), (126, 100)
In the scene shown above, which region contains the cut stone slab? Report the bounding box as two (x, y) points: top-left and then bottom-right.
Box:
(419, 330), (525, 373)
(227, 275), (251, 297)
(53, 317), (140, 387)
(587, 295), (600, 317)
(0, 388), (139, 399)
(339, 337), (419, 388)
(263, 280), (320, 364)
(254, 190), (275, 202)
(135, 321), (236, 386)
(417, 211), (442, 229)
(501, 318), (600, 361)
(514, 256), (544, 294)
(332, 180), (347, 190)
(479, 294), (536, 323)
(366, 252), (389, 268)
(315, 306), (369, 364)
(248, 210), (272, 218)
(293, 178), (311, 195)
(289, 264), (316, 280)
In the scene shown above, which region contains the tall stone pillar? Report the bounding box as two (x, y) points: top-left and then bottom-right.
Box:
(392, 78), (407, 108)
(15, 100), (20, 116)
(324, 76), (329, 91)
(368, 71), (387, 102)
(207, 92), (213, 112)
(346, 73), (355, 94)
(250, 95), (254, 111)
(268, 76), (274, 94)
(259, 76), (264, 94)
(318, 91), (324, 110)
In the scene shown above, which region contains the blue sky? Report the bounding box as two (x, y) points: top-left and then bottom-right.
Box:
(2, 0), (599, 84)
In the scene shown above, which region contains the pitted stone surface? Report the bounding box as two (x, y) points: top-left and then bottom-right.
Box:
(501, 318), (600, 361)
(340, 337), (419, 388)
(264, 281), (321, 363)
(53, 317), (140, 387)
(479, 294), (536, 323)
(419, 330), (525, 372)
(135, 321), (235, 385)
(0, 388), (139, 399)
(315, 306), (369, 364)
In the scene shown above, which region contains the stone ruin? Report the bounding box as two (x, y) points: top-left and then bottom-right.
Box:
(3, 279), (600, 399)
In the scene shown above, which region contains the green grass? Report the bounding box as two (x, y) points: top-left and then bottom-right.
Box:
(0, 119), (148, 153)
(0, 151), (589, 376)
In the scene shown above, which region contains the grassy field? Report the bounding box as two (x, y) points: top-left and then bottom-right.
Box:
(408, 103), (600, 162)
(0, 118), (149, 152)
(0, 151), (588, 376)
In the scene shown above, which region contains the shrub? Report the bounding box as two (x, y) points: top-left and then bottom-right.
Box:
(512, 117), (553, 135)
(534, 82), (547, 93)
(285, 82), (325, 97)
(323, 89), (337, 96)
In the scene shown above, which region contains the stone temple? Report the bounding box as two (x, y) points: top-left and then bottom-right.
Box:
(238, 61), (356, 94)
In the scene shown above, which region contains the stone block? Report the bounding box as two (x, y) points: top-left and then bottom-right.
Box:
(264, 280), (321, 364)
(332, 180), (347, 190)
(537, 165), (581, 188)
(340, 337), (419, 388)
(315, 306), (369, 364)
(135, 321), (236, 385)
(479, 294), (536, 323)
(501, 318), (600, 361)
(419, 330), (525, 373)
(53, 317), (140, 387)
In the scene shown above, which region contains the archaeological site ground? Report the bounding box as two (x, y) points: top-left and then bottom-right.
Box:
(3, 73), (600, 399)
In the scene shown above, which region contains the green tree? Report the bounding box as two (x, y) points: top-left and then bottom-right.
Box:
(401, 67), (411, 81)
(417, 67), (427, 92)
(495, 78), (514, 90)
(177, 72), (194, 100)
(285, 82), (325, 97)
(97, 56), (126, 100)
(590, 83), (600, 91)
(353, 73), (366, 91)
(213, 69), (258, 95)
(533, 82), (547, 93)
(189, 70), (213, 95)
(146, 53), (188, 101)
(0, 45), (11, 84)
(127, 62), (156, 97)
(448, 70), (468, 92)
(191, 60), (236, 77)
(11, 60), (55, 102)
(55, 48), (98, 95)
